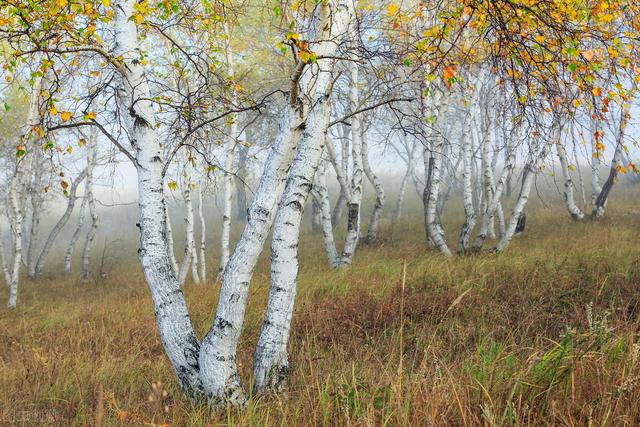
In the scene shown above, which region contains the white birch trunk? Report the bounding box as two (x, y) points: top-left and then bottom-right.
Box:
(423, 141), (452, 257)
(394, 141), (416, 221)
(26, 139), (46, 279)
(220, 20), (238, 274)
(473, 132), (517, 250)
(80, 136), (99, 281)
(6, 72), (44, 307)
(197, 187), (206, 283)
(34, 170), (87, 276)
(554, 119), (584, 220)
(252, 0), (353, 393)
(457, 115), (476, 252)
(313, 159), (340, 266)
(592, 106), (629, 218)
(339, 65), (364, 266)
(363, 137), (385, 245)
(495, 142), (551, 252)
(590, 117), (603, 206)
(63, 194), (87, 274)
(114, 0), (204, 397)
(164, 201), (179, 275)
(178, 172), (199, 286)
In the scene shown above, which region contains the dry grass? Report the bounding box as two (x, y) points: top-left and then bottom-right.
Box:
(2, 191), (640, 426)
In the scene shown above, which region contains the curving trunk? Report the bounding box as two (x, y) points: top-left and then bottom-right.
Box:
(555, 120), (584, 220)
(34, 168), (87, 277)
(592, 107), (629, 218)
(495, 141), (551, 252)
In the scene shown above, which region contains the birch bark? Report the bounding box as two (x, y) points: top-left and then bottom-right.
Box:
(495, 141), (551, 252)
(80, 135), (99, 281)
(113, 0), (204, 397)
(363, 137), (385, 244)
(554, 118), (584, 220)
(220, 20), (238, 274)
(252, 0), (353, 393)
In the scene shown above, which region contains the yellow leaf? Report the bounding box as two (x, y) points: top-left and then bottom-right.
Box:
(84, 111), (96, 120)
(102, 0), (110, 7)
(49, 107), (58, 116)
(386, 3), (399, 16)
(60, 111), (72, 122)
(582, 49), (595, 61)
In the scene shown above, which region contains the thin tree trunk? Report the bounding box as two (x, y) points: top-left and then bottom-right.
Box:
(34, 169), (88, 276)
(592, 106), (629, 218)
(363, 137), (385, 244)
(495, 142), (551, 252)
(220, 20), (238, 274)
(26, 140), (46, 278)
(63, 194), (87, 274)
(555, 118), (584, 220)
(164, 200), (179, 275)
(590, 116), (603, 206)
(313, 159), (340, 267)
(339, 65), (364, 266)
(424, 140), (452, 257)
(197, 187), (206, 283)
(178, 170), (198, 286)
(80, 136), (99, 281)
(394, 141), (416, 221)
(458, 115), (476, 253)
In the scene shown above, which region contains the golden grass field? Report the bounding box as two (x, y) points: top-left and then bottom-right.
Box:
(1, 190), (640, 426)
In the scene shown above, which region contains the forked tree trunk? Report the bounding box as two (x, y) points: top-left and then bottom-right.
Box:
(394, 140), (416, 221)
(34, 169), (88, 276)
(423, 140), (452, 257)
(339, 64), (364, 266)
